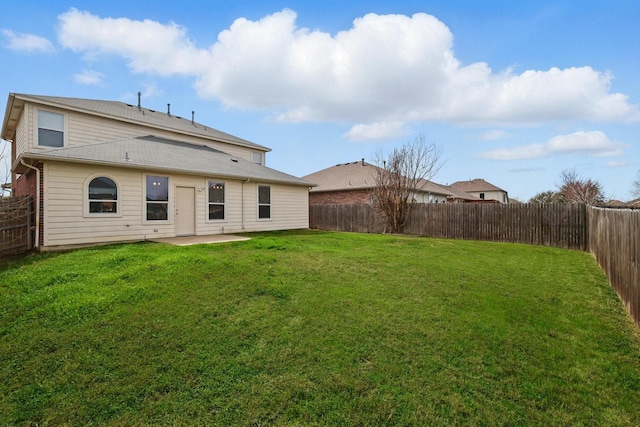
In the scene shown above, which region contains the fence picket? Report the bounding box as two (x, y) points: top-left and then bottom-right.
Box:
(1, 196), (34, 255)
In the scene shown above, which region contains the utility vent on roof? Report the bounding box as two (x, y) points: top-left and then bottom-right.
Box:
(231, 159), (238, 163)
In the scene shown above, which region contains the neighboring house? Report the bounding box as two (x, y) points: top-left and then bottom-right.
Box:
(605, 199), (627, 207)
(303, 160), (462, 205)
(627, 198), (640, 208)
(438, 184), (482, 204)
(1, 93), (312, 250)
(449, 178), (509, 203)
(605, 198), (640, 208)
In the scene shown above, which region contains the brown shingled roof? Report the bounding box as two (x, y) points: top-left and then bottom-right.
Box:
(303, 160), (379, 192)
(449, 178), (506, 193)
(303, 160), (455, 197)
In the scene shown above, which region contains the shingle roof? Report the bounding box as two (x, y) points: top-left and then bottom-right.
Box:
(415, 179), (457, 197)
(303, 160), (379, 192)
(22, 136), (311, 187)
(303, 160), (454, 196)
(3, 93), (269, 151)
(440, 185), (481, 201)
(449, 178), (506, 193)
(624, 197), (640, 207)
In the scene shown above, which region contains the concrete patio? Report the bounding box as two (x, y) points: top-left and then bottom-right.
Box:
(148, 234), (251, 246)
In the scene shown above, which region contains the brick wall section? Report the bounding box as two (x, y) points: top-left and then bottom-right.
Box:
(309, 190), (373, 205)
(13, 170), (37, 199)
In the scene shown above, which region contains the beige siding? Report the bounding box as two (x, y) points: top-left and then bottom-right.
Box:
(43, 163), (162, 247)
(413, 192), (448, 203)
(22, 103), (267, 162)
(15, 107), (29, 156)
(240, 183), (310, 233)
(468, 190), (508, 203)
(42, 162), (309, 248)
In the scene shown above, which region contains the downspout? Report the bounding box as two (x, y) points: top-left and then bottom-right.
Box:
(242, 179), (250, 230)
(20, 159), (40, 248)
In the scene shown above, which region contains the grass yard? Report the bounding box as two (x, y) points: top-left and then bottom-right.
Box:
(1, 230), (639, 426)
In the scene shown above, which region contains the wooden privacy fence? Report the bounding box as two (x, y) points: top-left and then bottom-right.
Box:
(405, 203), (587, 250)
(588, 207), (639, 328)
(310, 203), (588, 250)
(0, 196), (33, 255)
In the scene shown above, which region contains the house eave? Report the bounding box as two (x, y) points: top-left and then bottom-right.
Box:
(309, 186), (375, 193)
(17, 152), (312, 187)
(8, 93), (271, 152)
(1, 94), (24, 142)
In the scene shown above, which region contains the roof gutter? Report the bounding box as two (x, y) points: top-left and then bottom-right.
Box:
(20, 158), (39, 249)
(20, 152), (315, 188)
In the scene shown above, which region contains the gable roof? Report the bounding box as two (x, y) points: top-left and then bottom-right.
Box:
(302, 160), (455, 197)
(415, 179), (457, 197)
(449, 178), (506, 193)
(18, 135), (311, 187)
(303, 160), (378, 192)
(2, 93), (269, 152)
(439, 184), (480, 201)
(625, 197), (640, 207)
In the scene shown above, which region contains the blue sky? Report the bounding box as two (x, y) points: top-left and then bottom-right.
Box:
(1, 0), (638, 201)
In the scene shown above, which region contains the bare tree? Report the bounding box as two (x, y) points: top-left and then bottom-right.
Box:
(557, 169), (605, 205)
(372, 135), (443, 233)
(632, 170), (640, 199)
(528, 190), (562, 204)
(0, 138), (10, 197)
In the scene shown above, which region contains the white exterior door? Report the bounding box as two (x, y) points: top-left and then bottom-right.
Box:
(175, 186), (195, 236)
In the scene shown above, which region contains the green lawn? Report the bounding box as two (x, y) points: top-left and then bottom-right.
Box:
(1, 230), (639, 426)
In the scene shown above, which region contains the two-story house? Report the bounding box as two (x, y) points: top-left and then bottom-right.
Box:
(1, 93), (312, 250)
(303, 160), (464, 205)
(449, 178), (509, 203)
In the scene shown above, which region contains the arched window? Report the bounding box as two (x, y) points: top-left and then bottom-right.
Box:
(88, 177), (118, 213)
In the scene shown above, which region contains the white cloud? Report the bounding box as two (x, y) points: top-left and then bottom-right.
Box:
(72, 69), (104, 85)
(345, 122), (408, 141)
(2, 29), (55, 53)
(480, 130), (627, 160)
(480, 130), (510, 141)
(56, 8), (640, 137)
(606, 160), (628, 167)
(57, 8), (210, 76)
(141, 82), (164, 99)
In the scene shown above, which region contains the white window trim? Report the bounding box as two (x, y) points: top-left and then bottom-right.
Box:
(143, 174), (171, 223)
(83, 174), (121, 218)
(36, 108), (67, 148)
(251, 151), (264, 165)
(257, 184), (271, 221)
(206, 179), (226, 222)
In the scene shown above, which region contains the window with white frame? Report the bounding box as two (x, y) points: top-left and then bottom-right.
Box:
(258, 185), (271, 219)
(38, 110), (64, 147)
(146, 175), (169, 220)
(88, 176), (118, 213)
(208, 180), (225, 220)
(251, 151), (263, 165)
